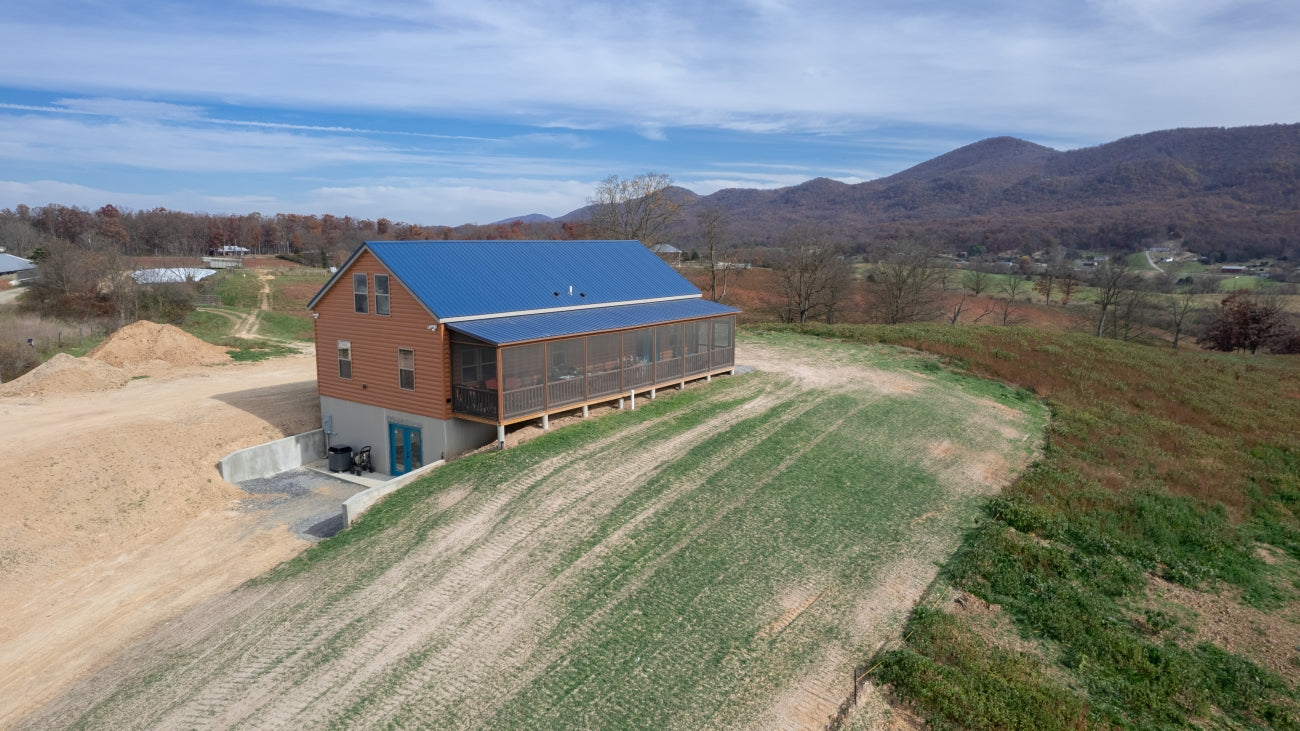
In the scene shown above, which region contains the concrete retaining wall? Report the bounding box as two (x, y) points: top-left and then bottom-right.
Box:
(342, 459), (444, 526)
(218, 429), (326, 483)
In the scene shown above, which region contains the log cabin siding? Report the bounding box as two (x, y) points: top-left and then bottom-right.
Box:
(313, 250), (451, 420)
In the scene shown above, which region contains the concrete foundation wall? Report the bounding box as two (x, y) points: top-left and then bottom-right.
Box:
(342, 459), (445, 526)
(320, 395), (496, 473)
(218, 429), (326, 483)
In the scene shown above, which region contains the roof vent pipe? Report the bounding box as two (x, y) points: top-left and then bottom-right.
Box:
(569, 285), (573, 296)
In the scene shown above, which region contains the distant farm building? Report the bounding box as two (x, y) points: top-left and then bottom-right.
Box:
(0, 253), (36, 285)
(308, 240), (739, 475)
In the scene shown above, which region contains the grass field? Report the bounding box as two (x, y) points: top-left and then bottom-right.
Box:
(183, 267), (323, 360)
(25, 334), (1045, 729)
(772, 324), (1300, 729)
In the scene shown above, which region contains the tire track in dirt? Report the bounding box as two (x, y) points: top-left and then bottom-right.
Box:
(149, 375), (781, 728)
(240, 381), (796, 728)
(369, 387), (831, 727)
(452, 397), (871, 729)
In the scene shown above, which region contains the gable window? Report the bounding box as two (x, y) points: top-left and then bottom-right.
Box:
(338, 340), (352, 379)
(398, 348), (415, 390)
(375, 274), (390, 316)
(353, 273), (368, 314)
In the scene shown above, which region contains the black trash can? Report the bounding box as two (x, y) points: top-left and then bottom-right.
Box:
(328, 445), (353, 472)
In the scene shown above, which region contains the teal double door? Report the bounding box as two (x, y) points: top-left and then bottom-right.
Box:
(389, 423), (423, 476)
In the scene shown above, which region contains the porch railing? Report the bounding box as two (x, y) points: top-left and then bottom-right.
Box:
(548, 377), (586, 408)
(503, 384), (545, 420)
(587, 370), (622, 399)
(684, 352), (710, 376)
(453, 385), (497, 420)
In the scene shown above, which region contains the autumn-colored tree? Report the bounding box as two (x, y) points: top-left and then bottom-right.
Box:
(1198, 291), (1293, 354)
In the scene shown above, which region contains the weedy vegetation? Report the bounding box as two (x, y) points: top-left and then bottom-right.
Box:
(766, 323), (1300, 730)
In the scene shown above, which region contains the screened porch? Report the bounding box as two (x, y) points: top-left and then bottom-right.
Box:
(451, 315), (735, 424)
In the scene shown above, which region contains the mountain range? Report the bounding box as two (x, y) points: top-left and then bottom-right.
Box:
(515, 124), (1300, 259)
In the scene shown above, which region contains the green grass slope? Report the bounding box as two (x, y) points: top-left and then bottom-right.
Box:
(770, 324), (1300, 730)
(25, 334), (1044, 730)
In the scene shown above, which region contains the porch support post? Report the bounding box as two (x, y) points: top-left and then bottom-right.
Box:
(497, 425), (505, 450)
(706, 374), (712, 382)
(542, 413), (550, 430)
(630, 390), (636, 410)
(650, 388), (656, 400)
(582, 404), (589, 418)
(618, 397), (624, 410)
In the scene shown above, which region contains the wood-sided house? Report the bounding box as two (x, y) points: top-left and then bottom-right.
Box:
(307, 240), (739, 475)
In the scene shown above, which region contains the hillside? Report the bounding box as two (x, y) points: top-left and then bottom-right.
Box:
(21, 335), (1044, 729)
(556, 124), (1300, 259)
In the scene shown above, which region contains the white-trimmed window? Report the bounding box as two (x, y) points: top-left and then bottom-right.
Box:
(375, 274), (390, 316)
(398, 348), (415, 390)
(353, 273), (368, 314)
(338, 341), (353, 379)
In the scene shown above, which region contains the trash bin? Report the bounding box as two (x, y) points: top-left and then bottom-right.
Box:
(328, 445), (353, 472)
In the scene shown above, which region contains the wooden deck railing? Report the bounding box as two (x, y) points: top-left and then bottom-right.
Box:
(503, 384), (545, 419)
(548, 377), (585, 408)
(587, 370), (622, 398)
(453, 386), (497, 420)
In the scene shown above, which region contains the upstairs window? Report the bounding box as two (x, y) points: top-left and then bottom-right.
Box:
(353, 273), (368, 314)
(338, 341), (353, 379)
(398, 348), (415, 390)
(375, 274), (390, 316)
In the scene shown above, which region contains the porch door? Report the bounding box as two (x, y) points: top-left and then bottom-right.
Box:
(389, 423), (423, 476)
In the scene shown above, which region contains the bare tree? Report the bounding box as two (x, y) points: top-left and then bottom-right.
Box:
(772, 224), (852, 324)
(1166, 290), (1200, 348)
(1090, 260), (1141, 337)
(868, 244), (944, 324)
(962, 268), (991, 296)
(588, 173), (682, 251)
(947, 293), (996, 324)
(696, 207), (741, 303)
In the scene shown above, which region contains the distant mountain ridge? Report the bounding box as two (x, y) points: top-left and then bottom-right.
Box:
(533, 124), (1300, 259)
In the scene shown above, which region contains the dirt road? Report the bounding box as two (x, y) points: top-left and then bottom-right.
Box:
(0, 352), (322, 726)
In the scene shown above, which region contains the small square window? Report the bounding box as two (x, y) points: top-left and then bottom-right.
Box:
(353, 273), (368, 314)
(338, 341), (352, 379)
(375, 274), (390, 316)
(398, 348), (415, 390)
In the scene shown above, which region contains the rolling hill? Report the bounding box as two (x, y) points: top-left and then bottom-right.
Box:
(552, 124), (1300, 259)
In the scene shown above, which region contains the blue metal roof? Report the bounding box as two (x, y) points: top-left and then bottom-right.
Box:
(352, 240), (704, 319)
(0, 253), (35, 274)
(446, 299), (739, 345)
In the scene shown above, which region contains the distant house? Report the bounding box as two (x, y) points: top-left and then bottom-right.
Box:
(650, 243), (683, 261)
(0, 253), (36, 285)
(1220, 265), (1247, 274)
(307, 240), (739, 475)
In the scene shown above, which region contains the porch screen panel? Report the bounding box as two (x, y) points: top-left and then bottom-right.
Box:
(623, 328), (654, 389)
(502, 343), (545, 419)
(451, 342), (497, 419)
(684, 320), (710, 376)
(712, 316), (735, 367)
(547, 338), (586, 408)
(586, 333), (622, 398)
(656, 323), (683, 382)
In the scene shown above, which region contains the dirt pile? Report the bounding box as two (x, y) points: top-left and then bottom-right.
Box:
(0, 352), (128, 397)
(88, 320), (231, 370)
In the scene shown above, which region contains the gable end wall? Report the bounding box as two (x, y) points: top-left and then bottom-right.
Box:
(313, 249), (451, 420)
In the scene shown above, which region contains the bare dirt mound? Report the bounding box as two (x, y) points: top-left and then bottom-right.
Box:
(0, 352), (127, 398)
(88, 320), (231, 371)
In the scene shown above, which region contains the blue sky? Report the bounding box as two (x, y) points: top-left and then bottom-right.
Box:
(1, 1), (1297, 226)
